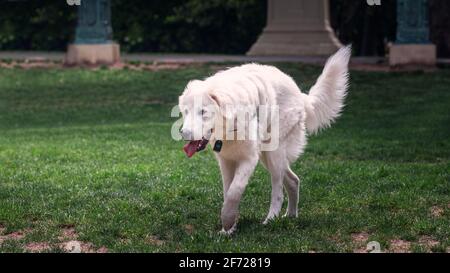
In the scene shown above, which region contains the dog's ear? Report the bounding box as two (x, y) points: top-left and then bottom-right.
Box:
(208, 91), (236, 120)
(208, 91), (226, 117)
(209, 93), (221, 107)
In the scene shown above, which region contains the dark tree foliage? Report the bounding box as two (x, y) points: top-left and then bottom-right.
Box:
(110, 0), (266, 53)
(0, 0), (77, 51)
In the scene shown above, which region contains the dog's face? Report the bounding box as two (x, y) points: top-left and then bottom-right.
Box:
(179, 80), (218, 141)
(178, 80), (220, 157)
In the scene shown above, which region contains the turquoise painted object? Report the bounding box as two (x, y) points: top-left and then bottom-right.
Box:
(74, 0), (113, 44)
(396, 0), (430, 44)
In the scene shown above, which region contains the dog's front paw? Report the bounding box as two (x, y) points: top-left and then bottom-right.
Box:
(218, 223), (237, 236)
(221, 208), (238, 231)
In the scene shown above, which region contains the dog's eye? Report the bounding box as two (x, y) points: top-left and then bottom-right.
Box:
(200, 109), (206, 116)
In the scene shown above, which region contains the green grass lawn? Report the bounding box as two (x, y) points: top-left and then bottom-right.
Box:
(0, 64), (449, 253)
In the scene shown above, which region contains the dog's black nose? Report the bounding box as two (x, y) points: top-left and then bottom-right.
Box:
(180, 128), (193, 140)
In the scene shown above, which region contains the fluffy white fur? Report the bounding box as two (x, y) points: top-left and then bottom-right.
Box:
(179, 46), (351, 234)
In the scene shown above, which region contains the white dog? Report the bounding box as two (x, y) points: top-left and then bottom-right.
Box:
(178, 46), (351, 234)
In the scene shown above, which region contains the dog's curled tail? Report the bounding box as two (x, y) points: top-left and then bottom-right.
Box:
(304, 45), (351, 135)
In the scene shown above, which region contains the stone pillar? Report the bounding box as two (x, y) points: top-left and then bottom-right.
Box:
(389, 0), (436, 66)
(247, 0), (342, 56)
(65, 0), (120, 65)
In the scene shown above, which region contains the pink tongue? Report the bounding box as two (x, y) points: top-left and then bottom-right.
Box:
(183, 141), (200, 158)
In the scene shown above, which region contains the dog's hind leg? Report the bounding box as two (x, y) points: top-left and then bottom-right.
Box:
(283, 167), (300, 217)
(217, 157), (236, 199)
(261, 149), (287, 225)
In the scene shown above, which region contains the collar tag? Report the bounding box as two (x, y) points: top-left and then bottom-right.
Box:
(213, 140), (223, 152)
